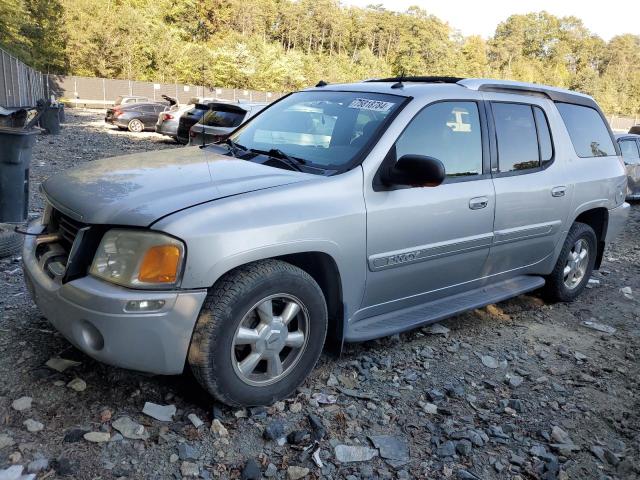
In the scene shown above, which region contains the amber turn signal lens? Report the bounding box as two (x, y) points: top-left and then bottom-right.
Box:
(138, 245), (181, 283)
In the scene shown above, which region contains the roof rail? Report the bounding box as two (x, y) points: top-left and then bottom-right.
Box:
(365, 76), (464, 84)
(457, 78), (597, 108)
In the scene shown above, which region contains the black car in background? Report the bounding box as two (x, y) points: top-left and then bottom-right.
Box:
(105, 102), (170, 132)
(176, 102), (218, 144)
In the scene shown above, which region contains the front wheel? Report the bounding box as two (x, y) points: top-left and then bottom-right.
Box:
(188, 260), (328, 406)
(544, 222), (597, 302)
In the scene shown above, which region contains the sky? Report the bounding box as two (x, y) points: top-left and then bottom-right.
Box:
(341, 0), (639, 41)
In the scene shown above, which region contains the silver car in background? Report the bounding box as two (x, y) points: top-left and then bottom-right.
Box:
(155, 103), (196, 140)
(189, 102), (267, 146)
(616, 133), (640, 199)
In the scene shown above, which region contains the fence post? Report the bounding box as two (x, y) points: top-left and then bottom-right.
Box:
(1, 51), (8, 106)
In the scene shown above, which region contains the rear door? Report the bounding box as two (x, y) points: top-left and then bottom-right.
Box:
(483, 94), (572, 274)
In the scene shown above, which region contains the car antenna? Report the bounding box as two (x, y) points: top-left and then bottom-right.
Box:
(316, 80), (328, 87)
(391, 70), (405, 89)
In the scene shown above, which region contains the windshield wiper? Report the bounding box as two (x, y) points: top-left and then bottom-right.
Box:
(224, 138), (247, 157)
(250, 148), (306, 172)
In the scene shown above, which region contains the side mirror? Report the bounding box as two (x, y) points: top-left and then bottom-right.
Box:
(384, 154), (446, 187)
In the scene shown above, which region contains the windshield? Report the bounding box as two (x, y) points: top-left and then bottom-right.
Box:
(229, 91), (404, 170)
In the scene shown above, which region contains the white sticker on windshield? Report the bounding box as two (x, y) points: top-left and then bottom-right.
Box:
(348, 98), (394, 112)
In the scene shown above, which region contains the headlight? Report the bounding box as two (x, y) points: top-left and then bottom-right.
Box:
(90, 230), (185, 288)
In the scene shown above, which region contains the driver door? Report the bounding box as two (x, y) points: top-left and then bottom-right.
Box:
(360, 100), (496, 318)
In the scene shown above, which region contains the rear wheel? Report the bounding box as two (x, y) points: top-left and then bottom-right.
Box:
(188, 260), (328, 406)
(544, 222), (597, 302)
(127, 118), (144, 133)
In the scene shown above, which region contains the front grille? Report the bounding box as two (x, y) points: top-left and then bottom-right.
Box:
(55, 210), (85, 251)
(36, 208), (89, 280)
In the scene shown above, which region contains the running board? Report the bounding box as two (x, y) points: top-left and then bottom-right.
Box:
(345, 275), (545, 342)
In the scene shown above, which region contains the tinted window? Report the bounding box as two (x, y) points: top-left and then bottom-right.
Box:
(202, 108), (246, 128)
(534, 106), (553, 163)
(136, 104), (156, 113)
(395, 101), (483, 177)
(556, 103), (616, 157)
(620, 140), (640, 164)
(492, 103), (540, 172)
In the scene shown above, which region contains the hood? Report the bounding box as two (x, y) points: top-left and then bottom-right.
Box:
(42, 147), (310, 226)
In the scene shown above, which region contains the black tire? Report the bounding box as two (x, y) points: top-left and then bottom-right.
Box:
(544, 222), (597, 302)
(0, 224), (23, 258)
(188, 259), (328, 406)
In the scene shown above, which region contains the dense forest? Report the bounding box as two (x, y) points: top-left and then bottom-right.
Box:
(1, 0), (639, 115)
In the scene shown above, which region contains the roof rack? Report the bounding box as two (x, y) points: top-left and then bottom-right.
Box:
(457, 78), (597, 109)
(365, 76), (465, 84)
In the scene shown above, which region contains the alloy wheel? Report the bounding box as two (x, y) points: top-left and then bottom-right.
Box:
(231, 294), (309, 386)
(563, 238), (589, 289)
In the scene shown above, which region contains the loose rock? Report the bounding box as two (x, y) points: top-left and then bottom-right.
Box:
(45, 357), (81, 372)
(142, 402), (175, 421)
(334, 444), (378, 462)
(241, 459), (261, 480)
(180, 461), (199, 477)
(83, 431), (110, 443)
(11, 396), (32, 412)
(287, 466), (309, 480)
(111, 416), (149, 440)
(23, 419), (44, 433)
(187, 413), (204, 428)
(481, 355), (498, 369)
(66, 378), (87, 392)
(210, 419), (229, 437)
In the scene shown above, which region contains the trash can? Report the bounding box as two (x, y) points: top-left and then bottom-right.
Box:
(58, 103), (65, 124)
(0, 126), (39, 223)
(39, 105), (62, 134)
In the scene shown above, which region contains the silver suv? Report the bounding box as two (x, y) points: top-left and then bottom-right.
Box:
(22, 77), (629, 406)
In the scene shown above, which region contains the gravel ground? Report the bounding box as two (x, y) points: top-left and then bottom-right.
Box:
(0, 109), (639, 480)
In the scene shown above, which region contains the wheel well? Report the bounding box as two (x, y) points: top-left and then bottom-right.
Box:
(574, 208), (608, 269)
(275, 252), (344, 355)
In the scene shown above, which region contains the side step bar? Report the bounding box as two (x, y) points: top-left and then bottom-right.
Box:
(345, 275), (545, 342)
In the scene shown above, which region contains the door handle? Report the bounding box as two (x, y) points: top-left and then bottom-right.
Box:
(551, 186), (566, 197)
(469, 196), (489, 210)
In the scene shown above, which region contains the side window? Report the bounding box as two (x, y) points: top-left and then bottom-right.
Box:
(556, 103), (616, 157)
(533, 106), (553, 164)
(395, 101), (483, 177)
(620, 140), (640, 164)
(492, 103), (541, 172)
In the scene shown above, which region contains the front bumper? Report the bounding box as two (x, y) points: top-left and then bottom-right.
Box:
(605, 202), (630, 242)
(22, 224), (207, 374)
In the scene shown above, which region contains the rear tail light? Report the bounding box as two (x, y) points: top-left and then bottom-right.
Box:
(163, 113), (174, 121)
(114, 110), (123, 118)
(189, 129), (196, 137)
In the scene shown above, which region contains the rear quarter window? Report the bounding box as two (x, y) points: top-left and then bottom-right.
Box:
(555, 103), (616, 158)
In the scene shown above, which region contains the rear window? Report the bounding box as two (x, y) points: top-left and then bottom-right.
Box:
(556, 103), (616, 157)
(202, 108), (246, 128)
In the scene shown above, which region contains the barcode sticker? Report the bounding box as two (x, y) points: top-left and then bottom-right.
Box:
(348, 98), (394, 112)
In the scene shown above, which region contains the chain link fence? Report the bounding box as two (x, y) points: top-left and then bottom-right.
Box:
(0, 47), (45, 108)
(44, 74), (285, 108)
